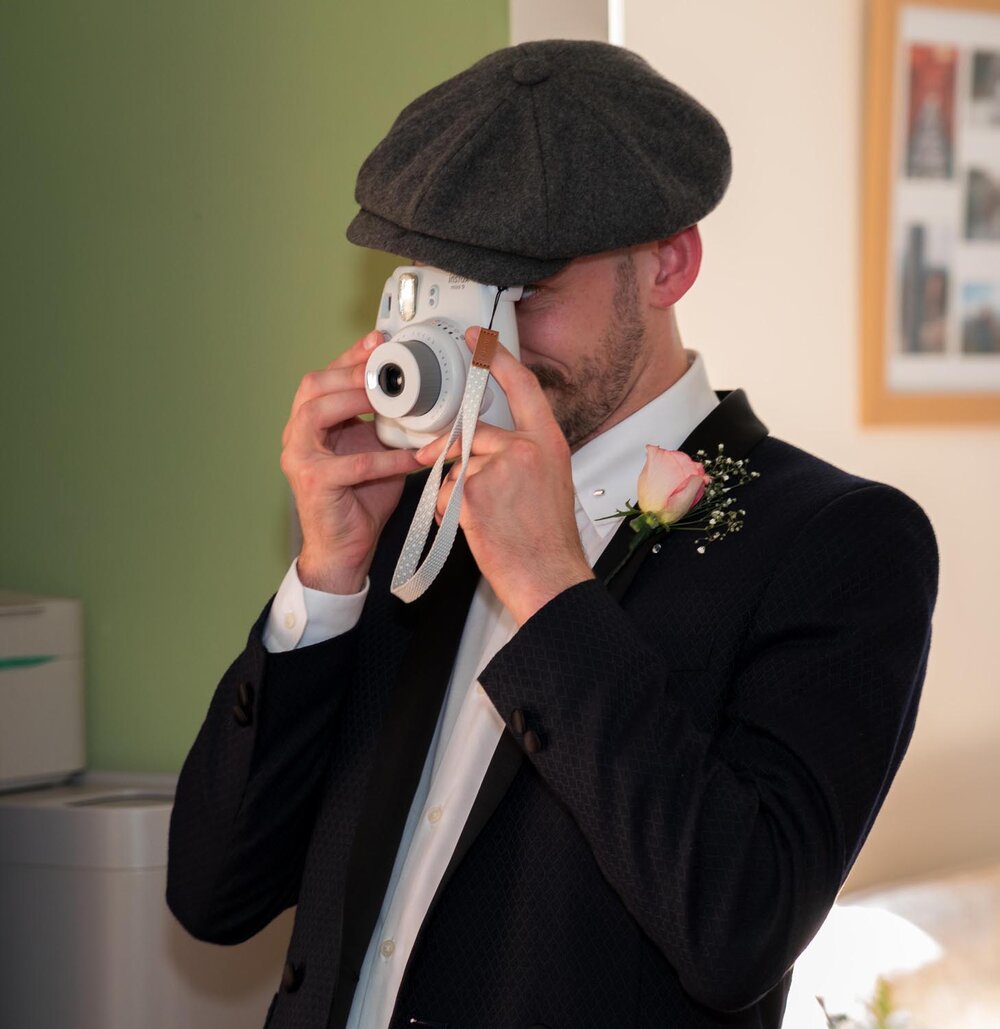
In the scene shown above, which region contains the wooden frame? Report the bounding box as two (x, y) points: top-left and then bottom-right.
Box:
(861, 0), (1000, 424)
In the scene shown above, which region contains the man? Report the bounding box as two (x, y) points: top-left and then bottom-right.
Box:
(167, 41), (938, 1029)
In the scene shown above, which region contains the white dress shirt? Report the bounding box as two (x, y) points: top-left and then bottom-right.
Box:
(263, 349), (719, 1027)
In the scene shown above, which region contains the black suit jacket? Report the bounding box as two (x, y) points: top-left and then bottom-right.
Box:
(167, 390), (938, 1028)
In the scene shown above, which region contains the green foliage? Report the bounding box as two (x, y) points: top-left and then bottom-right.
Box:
(865, 978), (896, 1029)
(817, 977), (904, 1029)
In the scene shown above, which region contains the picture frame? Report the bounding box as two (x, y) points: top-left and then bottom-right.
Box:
(861, 0), (1000, 424)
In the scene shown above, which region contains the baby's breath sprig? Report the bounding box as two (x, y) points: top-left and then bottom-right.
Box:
(688, 444), (760, 554)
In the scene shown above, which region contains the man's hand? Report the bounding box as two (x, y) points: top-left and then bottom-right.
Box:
(281, 331), (423, 594)
(416, 327), (595, 625)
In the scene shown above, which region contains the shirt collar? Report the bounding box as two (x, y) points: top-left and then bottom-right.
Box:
(571, 349), (720, 538)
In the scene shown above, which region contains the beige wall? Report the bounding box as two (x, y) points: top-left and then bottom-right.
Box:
(622, 0), (1000, 889)
(509, 0), (608, 44)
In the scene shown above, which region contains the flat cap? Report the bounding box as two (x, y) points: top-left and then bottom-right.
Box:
(347, 40), (731, 285)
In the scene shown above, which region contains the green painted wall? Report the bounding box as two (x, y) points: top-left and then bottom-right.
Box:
(0, 2), (508, 772)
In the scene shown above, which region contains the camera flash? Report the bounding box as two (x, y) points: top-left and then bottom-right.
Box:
(398, 273), (417, 322)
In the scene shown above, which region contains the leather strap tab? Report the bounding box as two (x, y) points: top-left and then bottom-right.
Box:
(471, 328), (499, 369)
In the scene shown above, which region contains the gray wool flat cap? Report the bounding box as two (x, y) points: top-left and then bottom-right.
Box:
(347, 40), (731, 286)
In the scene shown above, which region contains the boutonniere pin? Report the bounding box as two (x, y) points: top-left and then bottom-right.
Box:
(601, 444), (760, 584)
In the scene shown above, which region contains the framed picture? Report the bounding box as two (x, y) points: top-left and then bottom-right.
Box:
(861, 0), (1000, 424)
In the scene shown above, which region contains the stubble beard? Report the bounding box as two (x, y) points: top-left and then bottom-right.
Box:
(526, 254), (646, 449)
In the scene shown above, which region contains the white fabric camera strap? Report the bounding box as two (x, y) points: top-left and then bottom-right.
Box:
(390, 328), (500, 603)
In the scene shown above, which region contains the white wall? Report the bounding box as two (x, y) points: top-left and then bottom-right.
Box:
(624, 0), (1000, 890)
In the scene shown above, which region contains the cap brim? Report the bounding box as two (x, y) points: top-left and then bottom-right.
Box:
(346, 209), (573, 287)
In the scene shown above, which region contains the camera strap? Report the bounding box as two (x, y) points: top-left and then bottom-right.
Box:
(390, 328), (500, 603)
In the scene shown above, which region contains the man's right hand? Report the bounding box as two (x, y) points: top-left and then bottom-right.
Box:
(280, 330), (423, 595)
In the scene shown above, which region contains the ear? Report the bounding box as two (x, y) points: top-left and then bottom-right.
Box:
(647, 225), (702, 308)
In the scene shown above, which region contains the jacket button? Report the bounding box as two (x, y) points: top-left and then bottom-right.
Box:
(280, 959), (304, 993)
(510, 708), (526, 735)
(233, 681), (254, 726)
(237, 681), (254, 708)
(522, 729), (542, 754)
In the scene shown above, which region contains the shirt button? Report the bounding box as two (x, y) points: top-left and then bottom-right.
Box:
(283, 611), (296, 630)
(475, 683), (486, 697)
(427, 806), (443, 824)
(379, 939), (395, 959)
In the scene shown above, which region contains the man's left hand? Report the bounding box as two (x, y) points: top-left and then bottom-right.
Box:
(415, 327), (595, 625)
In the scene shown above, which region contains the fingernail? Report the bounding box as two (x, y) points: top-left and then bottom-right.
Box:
(363, 331), (382, 351)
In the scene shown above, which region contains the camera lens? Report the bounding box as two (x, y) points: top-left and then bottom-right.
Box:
(364, 338), (443, 419)
(378, 363), (405, 397)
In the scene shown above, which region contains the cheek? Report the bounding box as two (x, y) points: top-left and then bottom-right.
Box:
(514, 302), (548, 334)
(513, 305), (554, 356)
(514, 305), (589, 363)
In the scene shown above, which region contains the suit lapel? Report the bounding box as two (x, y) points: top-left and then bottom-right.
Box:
(421, 728), (524, 931)
(331, 528), (481, 1027)
(422, 389), (770, 932)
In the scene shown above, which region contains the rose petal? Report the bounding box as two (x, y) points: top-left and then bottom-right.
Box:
(637, 445), (708, 522)
(660, 474), (705, 524)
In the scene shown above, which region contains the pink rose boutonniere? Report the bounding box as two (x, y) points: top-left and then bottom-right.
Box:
(601, 443), (761, 583)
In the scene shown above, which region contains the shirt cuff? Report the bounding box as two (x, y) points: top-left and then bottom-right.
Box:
(262, 559), (369, 653)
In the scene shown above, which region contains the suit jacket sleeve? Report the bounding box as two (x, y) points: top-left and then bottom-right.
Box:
(166, 601), (359, 944)
(478, 482), (938, 1012)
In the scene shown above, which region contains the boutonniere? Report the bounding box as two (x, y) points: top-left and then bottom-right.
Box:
(601, 444), (761, 584)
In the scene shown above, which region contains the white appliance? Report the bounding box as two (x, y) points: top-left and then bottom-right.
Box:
(0, 592), (85, 791)
(0, 594), (292, 1026)
(0, 771), (294, 1028)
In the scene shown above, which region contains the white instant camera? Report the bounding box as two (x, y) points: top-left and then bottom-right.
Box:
(364, 266), (522, 449)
